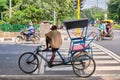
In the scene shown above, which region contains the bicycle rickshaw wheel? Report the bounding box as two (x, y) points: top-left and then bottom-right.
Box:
(110, 32), (114, 40)
(15, 36), (23, 44)
(71, 51), (96, 78)
(18, 52), (39, 74)
(73, 51), (92, 68)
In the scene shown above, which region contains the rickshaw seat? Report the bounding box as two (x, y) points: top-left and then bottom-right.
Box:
(71, 44), (90, 51)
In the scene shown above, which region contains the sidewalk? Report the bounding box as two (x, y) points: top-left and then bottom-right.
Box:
(0, 75), (119, 80)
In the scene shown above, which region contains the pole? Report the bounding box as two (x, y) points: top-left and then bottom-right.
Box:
(105, 0), (107, 11)
(104, 0), (107, 20)
(77, 0), (80, 19)
(97, 0), (98, 14)
(96, 0), (99, 23)
(1, 12), (3, 20)
(53, 9), (56, 25)
(9, 0), (12, 18)
(77, 0), (81, 34)
(53, 0), (56, 25)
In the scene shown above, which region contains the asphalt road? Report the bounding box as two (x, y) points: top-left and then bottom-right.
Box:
(0, 41), (120, 80)
(87, 27), (120, 56)
(0, 28), (120, 80)
(0, 43), (37, 75)
(94, 29), (120, 56)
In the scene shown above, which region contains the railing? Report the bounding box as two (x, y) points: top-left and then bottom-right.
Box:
(0, 24), (40, 32)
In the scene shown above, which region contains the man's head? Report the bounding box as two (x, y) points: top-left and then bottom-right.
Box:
(51, 25), (57, 30)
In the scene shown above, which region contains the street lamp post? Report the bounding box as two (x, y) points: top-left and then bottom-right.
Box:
(53, 0), (56, 25)
(53, 9), (56, 25)
(9, 0), (12, 18)
(97, 0), (98, 14)
(96, 0), (99, 23)
(1, 12), (3, 20)
(104, 0), (107, 20)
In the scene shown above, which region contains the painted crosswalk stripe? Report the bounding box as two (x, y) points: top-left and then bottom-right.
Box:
(40, 43), (120, 77)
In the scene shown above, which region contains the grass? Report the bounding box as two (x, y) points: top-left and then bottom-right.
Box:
(114, 25), (120, 29)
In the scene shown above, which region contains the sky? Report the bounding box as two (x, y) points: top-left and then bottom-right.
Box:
(83, 0), (109, 9)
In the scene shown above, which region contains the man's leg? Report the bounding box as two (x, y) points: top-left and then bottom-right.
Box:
(49, 51), (56, 64)
(49, 48), (58, 64)
(26, 33), (30, 40)
(48, 48), (58, 67)
(27, 32), (32, 40)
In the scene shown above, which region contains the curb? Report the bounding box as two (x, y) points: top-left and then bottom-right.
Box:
(0, 75), (119, 80)
(0, 37), (69, 43)
(0, 38), (15, 42)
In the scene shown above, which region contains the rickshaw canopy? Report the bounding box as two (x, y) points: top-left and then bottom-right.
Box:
(101, 20), (114, 24)
(63, 18), (88, 30)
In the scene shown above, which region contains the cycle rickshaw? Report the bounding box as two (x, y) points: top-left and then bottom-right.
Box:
(18, 19), (97, 78)
(97, 20), (114, 41)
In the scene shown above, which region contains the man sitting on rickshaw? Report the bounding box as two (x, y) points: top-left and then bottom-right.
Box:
(106, 23), (112, 34)
(101, 20), (113, 35)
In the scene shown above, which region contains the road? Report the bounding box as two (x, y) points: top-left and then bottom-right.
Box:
(0, 28), (120, 79)
(0, 40), (120, 80)
(88, 27), (120, 56)
(0, 43), (37, 75)
(95, 29), (120, 56)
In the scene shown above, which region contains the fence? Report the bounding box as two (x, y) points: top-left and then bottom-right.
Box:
(0, 24), (40, 32)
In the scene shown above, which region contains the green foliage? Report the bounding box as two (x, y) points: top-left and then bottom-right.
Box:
(0, 20), (6, 24)
(0, 0), (8, 12)
(9, 6), (44, 24)
(0, 0), (77, 32)
(2, 0), (76, 25)
(0, 24), (27, 32)
(108, 0), (120, 23)
(0, 23), (39, 32)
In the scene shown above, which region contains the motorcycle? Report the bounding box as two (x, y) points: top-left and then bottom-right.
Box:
(15, 30), (40, 44)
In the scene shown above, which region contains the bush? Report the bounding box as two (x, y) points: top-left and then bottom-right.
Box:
(0, 24), (27, 32)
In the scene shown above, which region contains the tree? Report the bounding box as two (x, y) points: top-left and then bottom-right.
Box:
(82, 7), (105, 20)
(108, 0), (120, 23)
(0, 0), (8, 19)
(2, 0), (77, 24)
(0, 0), (8, 12)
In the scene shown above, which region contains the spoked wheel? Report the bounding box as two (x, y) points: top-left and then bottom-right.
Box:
(110, 32), (114, 40)
(97, 34), (104, 41)
(95, 34), (99, 41)
(97, 36), (101, 41)
(71, 51), (96, 78)
(15, 36), (23, 44)
(18, 52), (39, 74)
